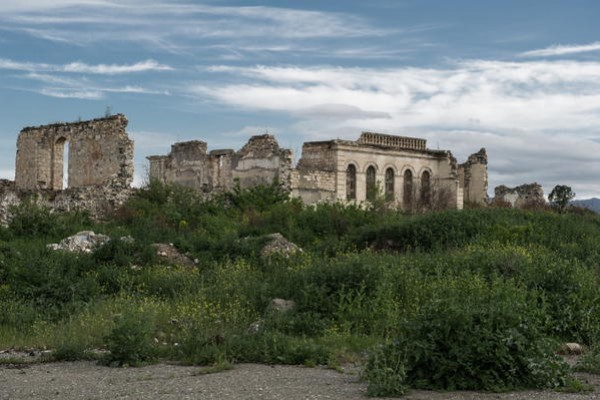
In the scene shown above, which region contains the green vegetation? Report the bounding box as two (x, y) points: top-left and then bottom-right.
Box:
(1, 181), (600, 395)
(549, 184), (576, 213)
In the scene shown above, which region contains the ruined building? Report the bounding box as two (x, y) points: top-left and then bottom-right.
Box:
(0, 114), (489, 227)
(148, 131), (488, 210)
(147, 134), (292, 193)
(15, 114), (133, 190)
(0, 115), (134, 225)
(493, 183), (545, 208)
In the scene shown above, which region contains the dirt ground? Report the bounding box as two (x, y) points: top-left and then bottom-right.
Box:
(1, 361), (600, 400)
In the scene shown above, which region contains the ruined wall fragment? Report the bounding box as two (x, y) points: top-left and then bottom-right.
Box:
(493, 183), (545, 208)
(233, 134), (293, 190)
(15, 114), (133, 191)
(147, 134), (293, 193)
(458, 148), (488, 205)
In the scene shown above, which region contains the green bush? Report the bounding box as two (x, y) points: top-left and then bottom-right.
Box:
(8, 200), (92, 239)
(103, 311), (157, 367)
(365, 276), (569, 392)
(364, 343), (408, 396)
(574, 345), (600, 374)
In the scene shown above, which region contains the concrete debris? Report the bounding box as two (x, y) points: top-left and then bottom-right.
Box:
(47, 231), (110, 253)
(261, 233), (302, 258)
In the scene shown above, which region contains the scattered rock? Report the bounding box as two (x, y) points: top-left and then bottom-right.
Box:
(120, 235), (135, 244)
(260, 233), (302, 258)
(268, 298), (296, 313)
(151, 243), (196, 267)
(247, 320), (263, 334)
(47, 231), (110, 253)
(561, 342), (584, 355)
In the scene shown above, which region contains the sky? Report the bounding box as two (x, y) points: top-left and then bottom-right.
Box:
(1, 0), (600, 198)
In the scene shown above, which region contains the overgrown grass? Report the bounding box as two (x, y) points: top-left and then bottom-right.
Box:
(1, 182), (600, 394)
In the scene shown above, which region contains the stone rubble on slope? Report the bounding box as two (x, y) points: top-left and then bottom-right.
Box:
(260, 233), (302, 258)
(151, 243), (197, 267)
(47, 231), (110, 253)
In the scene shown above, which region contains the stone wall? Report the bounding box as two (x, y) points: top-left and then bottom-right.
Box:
(458, 148), (488, 205)
(233, 134), (293, 190)
(147, 131), (486, 210)
(15, 114), (133, 191)
(295, 136), (463, 209)
(0, 183), (134, 226)
(147, 134), (293, 193)
(493, 183), (545, 208)
(1, 115), (136, 226)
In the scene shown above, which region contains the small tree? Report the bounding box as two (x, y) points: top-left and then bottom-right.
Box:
(548, 185), (575, 213)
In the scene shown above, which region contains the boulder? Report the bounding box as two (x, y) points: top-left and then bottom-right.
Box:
(47, 231), (110, 253)
(260, 233), (302, 258)
(151, 243), (196, 267)
(563, 342), (584, 355)
(268, 298), (296, 313)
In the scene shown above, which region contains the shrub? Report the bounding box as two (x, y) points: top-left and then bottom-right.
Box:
(8, 200), (92, 239)
(364, 343), (408, 396)
(574, 345), (600, 374)
(364, 276), (570, 392)
(103, 311), (157, 367)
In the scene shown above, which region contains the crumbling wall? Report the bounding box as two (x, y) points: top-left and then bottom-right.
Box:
(15, 114), (133, 191)
(290, 170), (337, 204)
(2, 115), (135, 226)
(0, 184), (135, 226)
(458, 148), (488, 205)
(233, 134), (293, 190)
(146, 131), (487, 211)
(292, 142), (338, 204)
(147, 134), (293, 192)
(0, 180), (19, 226)
(493, 183), (545, 208)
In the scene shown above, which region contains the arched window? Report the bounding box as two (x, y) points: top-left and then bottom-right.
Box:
(53, 137), (69, 190)
(421, 170), (431, 207)
(366, 165), (376, 201)
(403, 169), (413, 209)
(385, 168), (395, 201)
(346, 164), (357, 201)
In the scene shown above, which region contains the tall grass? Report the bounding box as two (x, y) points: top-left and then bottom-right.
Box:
(1, 182), (599, 393)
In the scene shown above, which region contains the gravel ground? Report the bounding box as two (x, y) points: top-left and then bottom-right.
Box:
(1, 361), (600, 400)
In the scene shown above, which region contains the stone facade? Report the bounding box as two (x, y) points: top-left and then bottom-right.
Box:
(292, 132), (468, 209)
(147, 134), (293, 192)
(1, 114), (490, 227)
(149, 131), (488, 210)
(1, 115), (135, 226)
(15, 114), (133, 191)
(493, 183), (545, 208)
(458, 148), (489, 204)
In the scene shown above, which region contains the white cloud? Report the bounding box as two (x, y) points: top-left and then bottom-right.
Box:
(194, 60), (600, 197)
(39, 88), (104, 99)
(0, 58), (172, 74)
(0, 1), (389, 58)
(9, 68), (170, 100)
(197, 61), (600, 132)
(520, 42), (600, 57)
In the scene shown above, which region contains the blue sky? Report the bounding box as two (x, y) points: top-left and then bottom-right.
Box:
(1, 0), (600, 197)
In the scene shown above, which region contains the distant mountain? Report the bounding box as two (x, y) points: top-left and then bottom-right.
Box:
(572, 198), (600, 213)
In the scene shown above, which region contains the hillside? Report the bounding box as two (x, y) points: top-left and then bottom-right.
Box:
(573, 198), (600, 213)
(1, 182), (600, 396)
